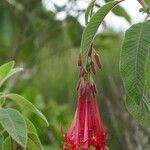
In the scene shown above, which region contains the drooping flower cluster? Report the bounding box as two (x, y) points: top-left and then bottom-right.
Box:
(63, 78), (107, 150)
(63, 42), (107, 150)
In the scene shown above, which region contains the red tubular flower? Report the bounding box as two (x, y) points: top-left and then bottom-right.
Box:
(63, 79), (107, 150)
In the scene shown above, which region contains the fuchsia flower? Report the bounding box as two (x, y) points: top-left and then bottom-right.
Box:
(63, 43), (107, 149)
(63, 77), (107, 150)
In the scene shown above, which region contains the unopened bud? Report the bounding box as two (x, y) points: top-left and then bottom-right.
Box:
(94, 53), (102, 69)
(88, 43), (93, 56)
(77, 53), (82, 66)
(91, 61), (96, 74)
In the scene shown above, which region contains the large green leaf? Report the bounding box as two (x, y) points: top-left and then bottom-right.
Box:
(0, 108), (27, 148)
(6, 93), (49, 126)
(120, 21), (150, 104)
(120, 21), (150, 128)
(81, 0), (122, 70)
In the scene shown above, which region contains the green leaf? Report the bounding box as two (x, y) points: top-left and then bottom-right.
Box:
(120, 21), (150, 104)
(81, 0), (122, 70)
(0, 61), (14, 81)
(0, 67), (23, 87)
(146, 54), (150, 93)
(6, 93), (49, 126)
(0, 134), (4, 150)
(0, 108), (27, 148)
(120, 21), (150, 128)
(85, 0), (97, 25)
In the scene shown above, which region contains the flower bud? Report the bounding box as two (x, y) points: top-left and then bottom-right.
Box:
(88, 43), (93, 56)
(77, 53), (82, 66)
(91, 61), (96, 74)
(94, 53), (102, 69)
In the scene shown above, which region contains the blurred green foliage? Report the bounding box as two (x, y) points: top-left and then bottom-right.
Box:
(0, 0), (149, 149)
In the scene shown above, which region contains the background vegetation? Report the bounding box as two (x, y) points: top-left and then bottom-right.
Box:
(0, 0), (149, 149)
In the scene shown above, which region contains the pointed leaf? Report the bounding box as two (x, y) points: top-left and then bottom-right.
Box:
(120, 21), (150, 104)
(120, 21), (150, 127)
(6, 93), (49, 126)
(0, 108), (27, 148)
(81, 0), (123, 70)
